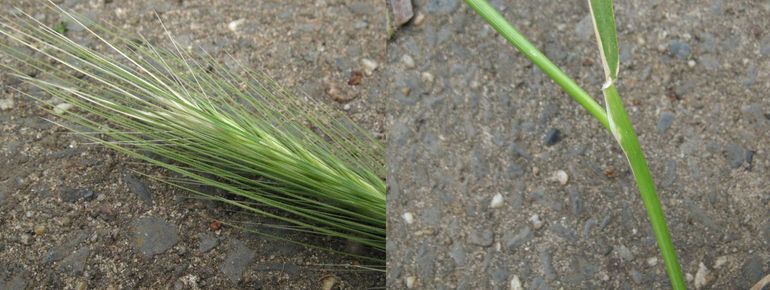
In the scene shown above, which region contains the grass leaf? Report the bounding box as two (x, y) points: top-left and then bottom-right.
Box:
(588, 0), (619, 83)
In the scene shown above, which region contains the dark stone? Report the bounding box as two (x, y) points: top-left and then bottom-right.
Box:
(656, 111), (675, 133)
(390, 0), (414, 27)
(661, 159), (677, 187)
(503, 226), (532, 250)
(699, 54), (720, 70)
(550, 223), (577, 243)
(530, 276), (548, 290)
(541, 250), (556, 281)
(582, 218), (597, 240)
(60, 188), (97, 203)
(425, 0), (460, 15)
(415, 241), (436, 279)
(490, 263), (509, 285)
(544, 128), (562, 146)
(421, 206), (442, 226)
(668, 40), (691, 59)
(197, 232), (218, 253)
(42, 230), (89, 264)
(0, 273), (27, 290)
(57, 247), (90, 274)
(468, 227), (494, 247)
(220, 239), (256, 283)
(348, 3), (375, 15)
(568, 187), (583, 216)
(761, 35), (770, 57)
(131, 217), (179, 257)
(125, 173), (153, 206)
(449, 242), (466, 266)
(724, 143), (749, 169)
(254, 263), (298, 275)
(738, 255), (765, 289)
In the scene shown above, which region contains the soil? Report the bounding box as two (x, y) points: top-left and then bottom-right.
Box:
(386, 0), (769, 289)
(1, 0), (386, 289)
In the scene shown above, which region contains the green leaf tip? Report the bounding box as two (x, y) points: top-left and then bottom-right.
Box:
(588, 0), (619, 84)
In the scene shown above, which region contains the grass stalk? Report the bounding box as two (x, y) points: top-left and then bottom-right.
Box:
(464, 0), (609, 129)
(465, 0), (686, 288)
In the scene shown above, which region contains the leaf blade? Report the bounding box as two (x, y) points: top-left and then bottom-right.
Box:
(588, 0), (619, 83)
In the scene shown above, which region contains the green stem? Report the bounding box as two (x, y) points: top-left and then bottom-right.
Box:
(602, 84), (686, 290)
(465, 0), (686, 288)
(464, 0), (609, 130)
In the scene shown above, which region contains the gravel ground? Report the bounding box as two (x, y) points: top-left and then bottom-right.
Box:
(386, 0), (769, 289)
(0, 0), (386, 289)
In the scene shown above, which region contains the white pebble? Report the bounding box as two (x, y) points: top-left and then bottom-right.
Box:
(509, 275), (523, 290)
(405, 276), (416, 288)
(401, 54), (416, 68)
(402, 212), (414, 224)
(714, 255), (727, 269)
(490, 193), (504, 208)
(646, 257), (658, 267)
(687, 60), (696, 67)
(228, 19), (245, 32)
(0, 98), (14, 110)
(686, 273), (694, 282)
(362, 58), (378, 76)
(420, 72), (434, 84)
(53, 103), (73, 114)
(553, 170), (569, 185)
(528, 214), (543, 229)
(694, 262), (711, 289)
(413, 12), (425, 26)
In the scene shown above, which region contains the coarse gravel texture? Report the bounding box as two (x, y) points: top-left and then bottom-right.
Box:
(386, 0), (769, 289)
(1, 0), (387, 289)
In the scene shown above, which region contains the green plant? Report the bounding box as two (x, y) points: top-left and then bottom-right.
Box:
(0, 5), (385, 266)
(465, 0), (686, 288)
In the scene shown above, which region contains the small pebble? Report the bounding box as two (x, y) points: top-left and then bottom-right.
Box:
(61, 217), (72, 227)
(552, 170), (568, 185)
(390, 0), (414, 27)
(529, 214), (543, 229)
(714, 256), (728, 268)
(694, 262), (713, 289)
(405, 276), (416, 288)
(669, 40), (691, 59)
(646, 257), (658, 267)
(544, 128), (562, 146)
(54, 103), (73, 114)
(401, 54), (416, 68)
(20, 233), (31, 245)
(320, 275), (337, 290)
(227, 19), (245, 32)
(0, 98), (14, 110)
(656, 111), (675, 134)
(402, 212), (414, 224)
(413, 12), (425, 26)
(76, 280), (88, 290)
(490, 193), (504, 208)
(686, 273), (694, 282)
(361, 58), (378, 76)
(687, 60), (696, 67)
(420, 72), (434, 84)
(510, 275), (523, 290)
(615, 244), (634, 261)
(34, 225), (45, 236)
